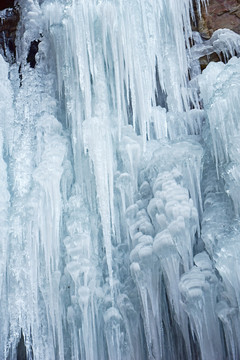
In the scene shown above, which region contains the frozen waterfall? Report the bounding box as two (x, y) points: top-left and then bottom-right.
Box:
(1, 0), (240, 359)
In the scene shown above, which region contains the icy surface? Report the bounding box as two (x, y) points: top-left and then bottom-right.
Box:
(191, 29), (240, 62)
(199, 57), (240, 214)
(0, 0), (240, 359)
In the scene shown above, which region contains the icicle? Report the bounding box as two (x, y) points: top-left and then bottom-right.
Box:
(83, 117), (115, 298)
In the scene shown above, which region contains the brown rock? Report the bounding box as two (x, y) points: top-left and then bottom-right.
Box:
(199, 52), (221, 71)
(0, 6), (19, 62)
(198, 0), (240, 37)
(198, 16), (211, 39)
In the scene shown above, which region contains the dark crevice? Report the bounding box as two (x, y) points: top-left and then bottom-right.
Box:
(0, 1), (14, 11)
(18, 64), (22, 86)
(155, 60), (168, 110)
(17, 330), (27, 360)
(27, 39), (41, 68)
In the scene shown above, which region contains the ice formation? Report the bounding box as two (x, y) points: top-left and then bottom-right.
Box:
(1, 0), (240, 359)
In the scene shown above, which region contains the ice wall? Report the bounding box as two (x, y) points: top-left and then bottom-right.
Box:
(1, 0), (240, 359)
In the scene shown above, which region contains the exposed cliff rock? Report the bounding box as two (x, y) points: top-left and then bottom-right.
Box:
(199, 0), (240, 39)
(0, 3), (19, 63)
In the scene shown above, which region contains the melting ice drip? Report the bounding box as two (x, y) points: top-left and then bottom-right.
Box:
(1, 0), (240, 359)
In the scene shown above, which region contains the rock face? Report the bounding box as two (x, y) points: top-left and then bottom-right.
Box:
(197, 0), (240, 39)
(0, 6), (19, 63)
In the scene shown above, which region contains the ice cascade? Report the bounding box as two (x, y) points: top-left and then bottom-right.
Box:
(1, 0), (240, 359)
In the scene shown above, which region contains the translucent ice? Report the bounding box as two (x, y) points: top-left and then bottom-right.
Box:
(199, 57), (240, 214)
(1, 0), (240, 359)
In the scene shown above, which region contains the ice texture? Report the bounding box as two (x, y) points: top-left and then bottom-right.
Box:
(0, 0), (240, 359)
(199, 57), (240, 214)
(191, 29), (240, 63)
(199, 57), (240, 360)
